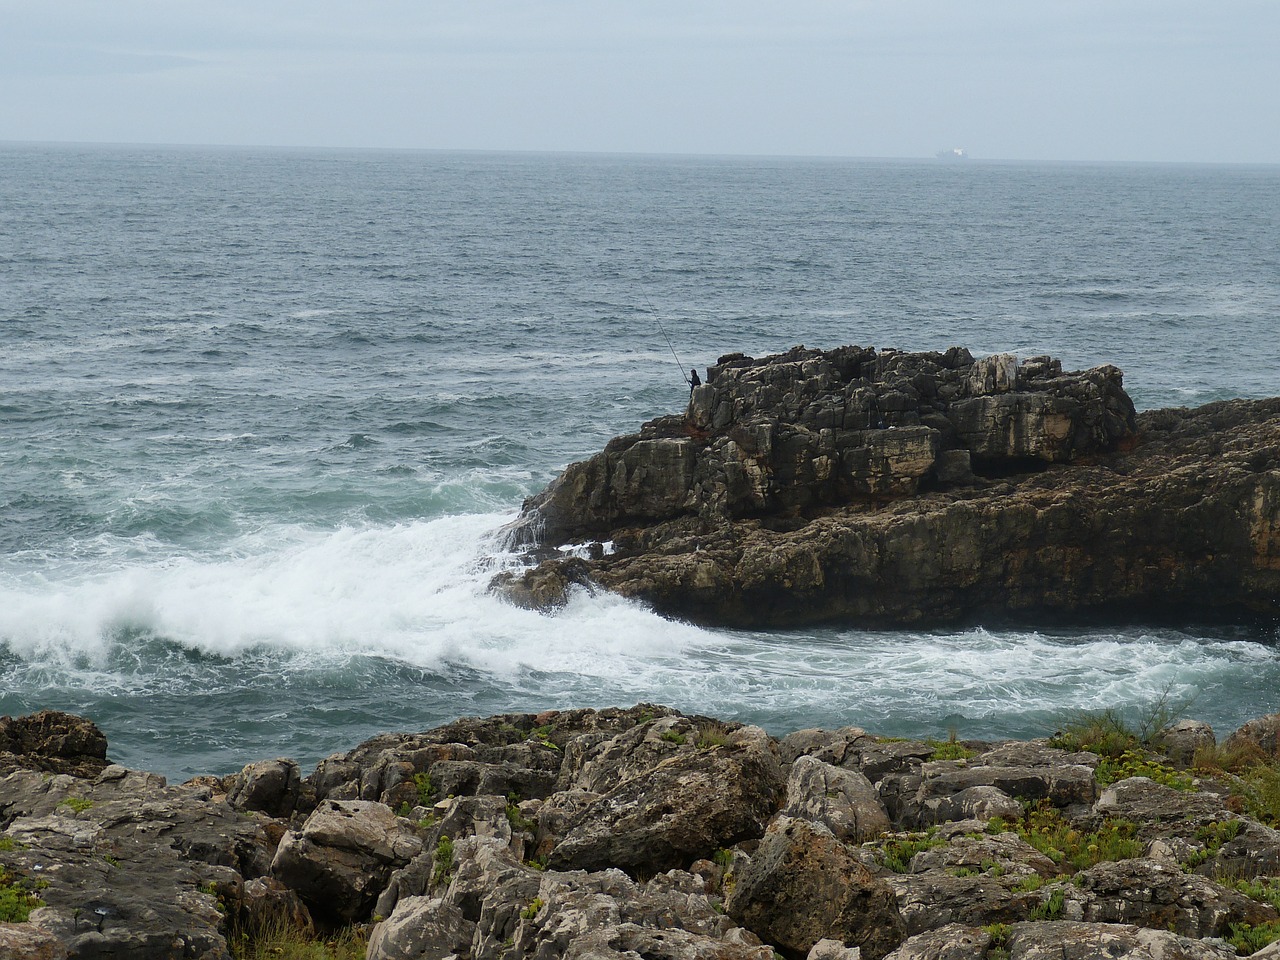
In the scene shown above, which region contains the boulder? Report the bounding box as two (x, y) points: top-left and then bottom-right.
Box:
(1001, 920), (1238, 958)
(1154, 720), (1217, 769)
(547, 726), (784, 874)
(881, 923), (993, 960)
(271, 799), (424, 922)
(725, 816), (905, 960)
(782, 755), (891, 843)
(225, 757), (302, 819)
(1058, 857), (1277, 937)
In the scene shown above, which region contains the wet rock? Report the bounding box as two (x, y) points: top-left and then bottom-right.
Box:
(0, 710), (110, 779)
(725, 816), (905, 960)
(498, 345), (1280, 629)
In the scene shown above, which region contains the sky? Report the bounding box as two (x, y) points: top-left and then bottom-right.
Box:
(1, 0), (1277, 163)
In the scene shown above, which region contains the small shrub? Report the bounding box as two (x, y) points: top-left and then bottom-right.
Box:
(1095, 751), (1194, 791)
(506, 801), (536, 834)
(432, 836), (455, 886)
(0, 870), (44, 923)
(696, 722), (731, 749)
(1028, 887), (1065, 921)
(230, 917), (367, 960)
(711, 848), (734, 869)
(1192, 739), (1268, 775)
(519, 897), (544, 921)
(881, 835), (946, 873)
(1049, 708), (1137, 759)
(660, 730), (688, 746)
(1239, 761), (1280, 826)
(1236, 877), (1280, 913)
(928, 731), (977, 762)
(412, 772), (436, 807)
(0, 837), (23, 852)
(61, 796), (94, 813)
(1014, 803), (1142, 872)
(1227, 920), (1280, 955)
(1012, 874), (1048, 893)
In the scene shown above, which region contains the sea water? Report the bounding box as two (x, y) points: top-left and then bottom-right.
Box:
(2, 143), (1278, 779)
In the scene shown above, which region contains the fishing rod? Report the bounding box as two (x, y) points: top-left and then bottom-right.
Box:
(642, 293), (691, 386)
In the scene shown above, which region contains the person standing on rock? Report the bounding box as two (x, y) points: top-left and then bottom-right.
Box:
(689, 368), (701, 393)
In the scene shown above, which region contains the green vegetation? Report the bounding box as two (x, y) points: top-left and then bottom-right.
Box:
(0, 868), (45, 923)
(519, 897), (544, 921)
(229, 919), (368, 960)
(60, 796), (94, 813)
(432, 836), (456, 886)
(0, 837), (23, 852)
(880, 834), (946, 873)
(990, 803), (1142, 872)
(1049, 687), (1192, 760)
(529, 724), (559, 750)
(1226, 920), (1280, 955)
(412, 772), (436, 807)
(1235, 877), (1280, 913)
(1011, 874), (1049, 893)
(1028, 887), (1065, 921)
(696, 722), (731, 749)
(711, 848), (734, 869)
(660, 730), (688, 746)
(983, 923), (1012, 960)
(1094, 751), (1194, 791)
(1238, 761), (1280, 827)
(928, 731), (977, 762)
(506, 796), (536, 834)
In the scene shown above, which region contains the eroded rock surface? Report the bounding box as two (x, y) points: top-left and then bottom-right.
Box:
(497, 345), (1280, 628)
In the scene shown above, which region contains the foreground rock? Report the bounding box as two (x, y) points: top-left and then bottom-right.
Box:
(5, 706), (1280, 959)
(496, 344), (1280, 627)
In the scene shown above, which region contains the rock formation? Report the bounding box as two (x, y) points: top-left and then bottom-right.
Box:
(496, 345), (1280, 627)
(5, 706), (1280, 958)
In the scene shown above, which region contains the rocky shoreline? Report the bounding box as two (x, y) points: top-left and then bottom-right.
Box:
(5, 705), (1280, 959)
(495, 346), (1280, 627)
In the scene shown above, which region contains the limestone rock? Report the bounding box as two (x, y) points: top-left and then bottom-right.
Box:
(1001, 920), (1238, 958)
(1154, 720), (1217, 769)
(881, 923), (993, 960)
(725, 816), (905, 960)
(225, 757), (302, 819)
(271, 799), (424, 922)
(1224, 711), (1280, 760)
(782, 755), (891, 843)
(547, 726), (784, 874)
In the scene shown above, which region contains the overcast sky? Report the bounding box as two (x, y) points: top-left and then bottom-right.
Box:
(2, 1), (1276, 163)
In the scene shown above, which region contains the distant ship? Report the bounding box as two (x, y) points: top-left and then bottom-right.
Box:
(935, 148), (968, 160)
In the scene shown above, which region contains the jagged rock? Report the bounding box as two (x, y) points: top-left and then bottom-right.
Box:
(369, 835), (769, 960)
(885, 872), (1041, 936)
(1093, 777), (1229, 826)
(0, 710), (110, 779)
(1057, 857), (1277, 937)
(0, 925), (69, 960)
(547, 725), (784, 874)
(366, 896), (474, 960)
(881, 923), (993, 960)
(906, 832), (1059, 879)
(725, 816), (905, 960)
(497, 345), (1280, 629)
(1002, 920), (1238, 958)
(907, 754), (1095, 827)
(225, 757), (302, 819)
(782, 755), (891, 843)
(271, 799), (424, 922)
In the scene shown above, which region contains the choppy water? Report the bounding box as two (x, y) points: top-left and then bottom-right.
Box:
(2, 143), (1278, 779)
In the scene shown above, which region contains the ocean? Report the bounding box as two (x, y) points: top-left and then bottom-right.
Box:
(2, 142), (1278, 780)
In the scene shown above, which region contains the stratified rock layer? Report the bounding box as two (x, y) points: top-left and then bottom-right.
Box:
(498, 345), (1280, 627)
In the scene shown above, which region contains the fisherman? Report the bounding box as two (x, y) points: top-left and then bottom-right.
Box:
(689, 368), (701, 393)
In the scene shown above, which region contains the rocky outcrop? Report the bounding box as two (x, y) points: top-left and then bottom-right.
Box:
(5, 705), (1280, 959)
(496, 344), (1280, 628)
